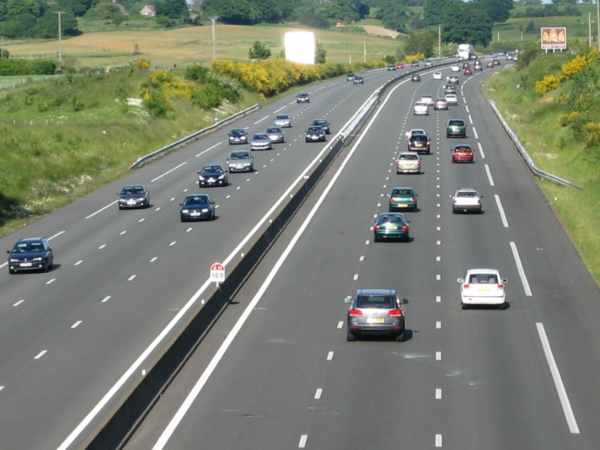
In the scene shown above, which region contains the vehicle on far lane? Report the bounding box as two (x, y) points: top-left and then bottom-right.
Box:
(373, 213), (410, 242)
(198, 164), (229, 187)
(434, 98), (449, 110)
(387, 64), (396, 71)
(457, 269), (507, 310)
(420, 95), (434, 106)
(346, 73), (355, 81)
(250, 133), (273, 150)
(265, 127), (285, 143)
(451, 65), (460, 72)
(311, 119), (331, 134)
(487, 61), (495, 68)
(446, 119), (467, 138)
(388, 187), (418, 212)
(228, 128), (248, 145)
(273, 114), (292, 128)
(118, 185), (150, 209)
(433, 72), (443, 80)
(463, 67), (473, 75)
(445, 93), (458, 106)
(405, 128), (427, 139)
(413, 102), (429, 116)
(345, 289), (408, 342)
(451, 187), (483, 214)
(305, 126), (326, 142)
(447, 75), (460, 84)
(7, 237), (54, 274)
(408, 134), (431, 154)
(296, 92), (310, 103)
(227, 150), (254, 173)
(179, 194), (215, 222)
(451, 144), (474, 163)
(353, 76), (364, 84)
(411, 74), (421, 82)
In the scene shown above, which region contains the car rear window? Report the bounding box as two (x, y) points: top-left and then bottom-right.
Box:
(412, 136), (428, 143)
(449, 120), (464, 126)
(392, 189), (413, 196)
(469, 274), (498, 284)
(399, 154), (418, 160)
(356, 296), (395, 308)
(454, 146), (471, 152)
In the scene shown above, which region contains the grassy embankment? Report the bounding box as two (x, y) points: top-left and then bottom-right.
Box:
(483, 50), (600, 283)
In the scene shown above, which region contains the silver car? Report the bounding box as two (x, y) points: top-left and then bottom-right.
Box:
(434, 98), (448, 110)
(395, 152), (421, 174)
(445, 93), (458, 105)
(265, 127), (285, 143)
(250, 133), (273, 151)
(345, 289), (408, 342)
(452, 187), (483, 214)
(227, 150), (254, 173)
(273, 114), (292, 128)
(420, 95), (434, 106)
(413, 102), (429, 116)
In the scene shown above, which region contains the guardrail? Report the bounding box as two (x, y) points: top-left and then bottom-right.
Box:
(129, 104), (261, 169)
(489, 100), (583, 189)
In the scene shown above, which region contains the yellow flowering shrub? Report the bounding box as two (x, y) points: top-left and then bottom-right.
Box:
(560, 55), (587, 80)
(535, 74), (560, 95)
(405, 54), (425, 62)
(584, 122), (600, 149)
(135, 59), (150, 70)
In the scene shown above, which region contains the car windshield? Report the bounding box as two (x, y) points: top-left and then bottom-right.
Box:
(356, 295), (395, 309)
(449, 120), (464, 126)
(298, 93), (308, 97)
(230, 152), (249, 160)
(378, 215), (405, 225)
(230, 129), (245, 136)
(308, 127), (322, 133)
(392, 189), (413, 196)
(184, 196), (208, 205)
(469, 274), (498, 284)
(399, 154), (418, 160)
(14, 241), (43, 252)
(201, 166), (223, 173)
(275, 115), (289, 120)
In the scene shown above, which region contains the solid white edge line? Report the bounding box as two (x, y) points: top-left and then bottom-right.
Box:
(57, 87), (381, 450)
(151, 161), (187, 183)
(494, 194), (509, 228)
(151, 79), (406, 450)
(484, 163), (495, 186)
(536, 323), (580, 434)
(509, 241), (532, 296)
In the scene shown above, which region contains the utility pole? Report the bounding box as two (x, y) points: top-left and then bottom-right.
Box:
(209, 16), (219, 60)
(589, 12), (592, 47)
(55, 11), (65, 62)
(363, 40), (366, 63)
(438, 24), (442, 57)
(597, 0), (599, 51)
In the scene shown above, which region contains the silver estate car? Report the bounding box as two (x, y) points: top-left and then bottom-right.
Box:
(273, 114), (292, 128)
(265, 127), (285, 143)
(250, 133), (273, 151)
(345, 289), (408, 342)
(452, 187), (483, 214)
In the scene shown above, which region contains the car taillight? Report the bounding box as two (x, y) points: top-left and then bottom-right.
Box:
(401, 225), (409, 231)
(388, 309), (403, 317)
(464, 284), (469, 289)
(412, 197), (417, 202)
(498, 284), (504, 289)
(417, 161), (421, 166)
(349, 309), (363, 316)
(374, 224), (381, 230)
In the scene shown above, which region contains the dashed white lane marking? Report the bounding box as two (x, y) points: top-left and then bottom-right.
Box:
(101, 296), (111, 303)
(314, 389), (322, 399)
(353, 274), (359, 280)
(536, 323), (580, 433)
(468, 115), (473, 124)
(170, 198), (175, 202)
(186, 228), (192, 233)
(436, 388), (442, 399)
(169, 241), (176, 247)
(274, 106), (286, 113)
(337, 321), (343, 329)
(436, 275), (441, 280)
(151, 162), (187, 183)
(236, 186), (241, 190)
(359, 256), (364, 261)
(195, 142), (221, 158)
(509, 242), (532, 296)
(150, 257), (158, 262)
(128, 275), (136, 281)
(74, 260), (83, 266)
(484, 164), (495, 186)
(436, 296), (441, 303)
(437, 240), (441, 245)
(99, 244), (106, 249)
(436, 227), (441, 231)
(494, 195), (509, 227)
(478, 142), (485, 159)
(299, 435), (308, 448)
(472, 127), (478, 139)
(46, 279), (56, 285)
(86, 201), (118, 219)
(254, 115), (270, 125)
(139, 218), (145, 222)
(13, 300), (24, 307)
(436, 352), (441, 360)
(436, 321), (441, 329)
(0, 386), (4, 392)
(34, 350), (47, 360)
(435, 434), (443, 447)
(48, 231), (65, 240)
(120, 231), (127, 235)
(327, 351), (334, 360)
(71, 321), (82, 329)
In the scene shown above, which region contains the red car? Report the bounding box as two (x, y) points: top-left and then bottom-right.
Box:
(463, 67), (473, 75)
(487, 61), (495, 68)
(396, 62), (404, 69)
(452, 144), (474, 163)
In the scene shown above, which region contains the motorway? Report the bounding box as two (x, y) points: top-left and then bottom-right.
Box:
(123, 62), (600, 450)
(0, 64), (417, 449)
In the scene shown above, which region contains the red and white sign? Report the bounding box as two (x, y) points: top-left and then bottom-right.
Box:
(210, 263), (225, 283)
(541, 27), (567, 50)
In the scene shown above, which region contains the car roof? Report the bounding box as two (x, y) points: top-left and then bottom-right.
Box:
(454, 144), (472, 149)
(17, 237), (46, 243)
(185, 193), (209, 199)
(275, 114), (289, 118)
(230, 128), (245, 132)
(356, 289), (396, 296)
(466, 268), (501, 276)
(456, 187), (478, 193)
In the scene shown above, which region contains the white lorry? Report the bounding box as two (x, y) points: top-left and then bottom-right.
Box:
(458, 43), (474, 60)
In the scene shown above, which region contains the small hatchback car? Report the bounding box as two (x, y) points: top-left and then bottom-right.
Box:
(227, 150), (254, 173)
(388, 187), (417, 212)
(305, 126), (326, 142)
(458, 269), (507, 310)
(395, 152), (421, 174)
(228, 128), (248, 145)
(273, 114), (292, 128)
(250, 133), (273, 151)
(296, 92), (310, 103)
(452, 187), (483, 214)
(180, 194), (215, 222)
(411, 74), (421, 82)
(408, 134), (431, 154)
(446, 119), (467, 138)
(413, 102), (429, 116)
(7, 237), (54, 274)
(345, 289), (408, 342)
(373, 213), (410, 242)
(265, 127), (285, 143)
(452, 144), (474, 163)
(198, 164), (228, 187)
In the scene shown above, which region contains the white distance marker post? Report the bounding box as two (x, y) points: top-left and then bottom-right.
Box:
(210, 262), (225, 287)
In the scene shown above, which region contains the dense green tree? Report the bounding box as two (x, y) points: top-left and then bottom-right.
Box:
(292, 5), (330, 29)
(202, 0), (262, 24)
(474, 0), (514, 24)
(404, 28), (436, 56)
(442, 1), (492, 46)
(248, 41), (271, 59)
(58, 0), (95, 17)
(424, 0), (456, 26)
(316, 41), (327, 64)
(34, 10), (79, 39)
(155, 0), (189, 20)
(374, 0), (408, 31)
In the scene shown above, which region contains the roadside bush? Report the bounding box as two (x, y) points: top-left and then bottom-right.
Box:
(561, 55), (587, 81)
(0, 60), (57, 76)
(536, 74), (559, 95)
(405, 53), (425, 62)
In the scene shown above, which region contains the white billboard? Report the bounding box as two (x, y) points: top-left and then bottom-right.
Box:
(284, 31), (315, 65)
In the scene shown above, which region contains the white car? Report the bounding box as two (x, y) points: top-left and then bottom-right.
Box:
(457, 269), (507, 309)
(451, 65), (460, 72)
(420, 95), (434, 106)
(405, 128), (427, 139)
(445, 93), (458, 105)
(432, 71), (443, 80)
(395, 152), (421, 174)
(452, 187), (482, 214)
(413, 102), (429, 116)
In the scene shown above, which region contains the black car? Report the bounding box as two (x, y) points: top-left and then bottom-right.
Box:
(345, 289), (408, 342)
(118, 185), (150, 209)
(408, 135), (431, 154)
(305, 126), (326, 142)
(411, 61), (419, 67)
(228, 128), (248, 145)
(311, 119), (331, 134)
(346, 73), (355, 81)
(198, 164), (229, 187)
(411, 74), (421, 82)
(353, 76), (364, 84)
(296, 92), (310, 103)
(387, 64), (396, 71)
(180, 194), (215, 222)
(7, 237), (54, 274)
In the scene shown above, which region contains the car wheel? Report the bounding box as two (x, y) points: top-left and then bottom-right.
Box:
(395, 330), (405, 342)
(452, 208), (457, 214)
(249, 165), (254, 172)
(8, 268), (15, 274)
(305, 139), (309, 143)
(118, 205), (122, 210)
(403, 233), (410, 243)
(180, 216), (186, 223)
(374, 234), (380, 242)
(446, 134), (450, 138)
(346, 330), (356, 342)
(462, 303), (469, 310)
(388, 207), (394, 212)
